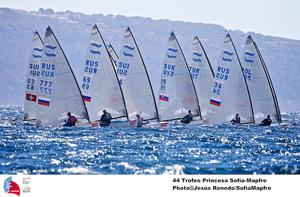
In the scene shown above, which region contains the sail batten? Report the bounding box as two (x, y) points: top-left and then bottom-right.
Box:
(116, 27), (158, 121)
(158, 32), (201, 121)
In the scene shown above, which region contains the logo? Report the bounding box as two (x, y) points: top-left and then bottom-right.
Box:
(3, 177), (20, 196)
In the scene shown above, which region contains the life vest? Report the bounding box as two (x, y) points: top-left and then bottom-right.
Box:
(70, 116), (77, 125)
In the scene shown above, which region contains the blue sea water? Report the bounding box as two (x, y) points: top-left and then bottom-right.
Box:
(0, 105), (299, 174)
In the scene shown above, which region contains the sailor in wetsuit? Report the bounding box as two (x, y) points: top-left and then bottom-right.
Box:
(100, 110), (112, 127)
(64, 112), (77, 127)
(231, 113), (241, 124)
(181, 110), (193, 124)
(136, 114), (143, 128)
(260, 115), (272, 126)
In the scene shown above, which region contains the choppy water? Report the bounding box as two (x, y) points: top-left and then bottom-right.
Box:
(0, 105), (299, 174)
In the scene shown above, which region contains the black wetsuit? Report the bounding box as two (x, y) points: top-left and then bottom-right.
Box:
(181, 113), (193, 124)
(231, 117), (241, 124)
(260, 118), (272, 126)
(100, 112), (112, 126)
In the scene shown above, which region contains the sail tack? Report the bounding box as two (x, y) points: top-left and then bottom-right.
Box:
(80, 25), (127, 122)
(207, 34), (254, 124)
(158, 32), (201, 121)
(36, 26), (89, 127)
(116, 27), (158, 121)
(242, 36), (281, 123)
(189, 36), (215, 118)
(24, 31), (43, 120)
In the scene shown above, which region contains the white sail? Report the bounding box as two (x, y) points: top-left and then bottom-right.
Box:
(107, 44), (119, 65)
(158, 32), (201, 121)
(24, 31), (43, 120)
(189, 36), (215, 118)
(242, 35), (281, 123)
(116, 27), (158, 120)
(80, 25), (127, 122)
(36, 26), (89, 127)
(206, 34), (254, 124)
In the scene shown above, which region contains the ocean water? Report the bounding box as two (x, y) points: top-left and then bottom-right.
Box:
(0, 105), (299, 175)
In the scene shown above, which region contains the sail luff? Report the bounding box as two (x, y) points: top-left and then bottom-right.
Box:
(253, 39), (281, 123)
(94, 25), (129, 121)
(173, 33), (202, 119)
(229, 34), (255, 123)
(24, 31), (44, 121)
(49, 26), (91, 123)
(127, 27), (159, 121)
(195, 36), (215, 78)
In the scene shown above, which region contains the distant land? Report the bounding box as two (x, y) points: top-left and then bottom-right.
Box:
(1, 8), (300, 112)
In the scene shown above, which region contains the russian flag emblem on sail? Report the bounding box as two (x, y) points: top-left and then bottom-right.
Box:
(83, 95), (91, 102)
(159, 95), (169, 102)
(38, 97), (50, 106)
(26, 93), (37, 102)
(210, 98), (221, 107)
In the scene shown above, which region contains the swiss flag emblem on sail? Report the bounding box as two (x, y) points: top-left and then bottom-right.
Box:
(26, 93), (37, 102)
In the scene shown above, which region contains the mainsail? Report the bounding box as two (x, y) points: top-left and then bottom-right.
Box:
(24, 31), (43, 120)
(242, 35), (281, 123)
(116, 27), (158, 121)
(36, 26), (89, 127)
(107, 44), (119, 65)
(158, 32), (201, 121)
(189, 36), (215, 118)
(80, 25), (127, 122)
(207, 34), (254, 124)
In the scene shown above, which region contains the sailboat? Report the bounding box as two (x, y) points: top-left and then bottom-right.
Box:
(24, 31), (44, 121)
(241, 35), (281, 124)
(35, 26), (90, 127)
(107, 43), (119, 65)
(116, 27), (158, 123)
(189, 36), (215, 119)
(206, 33), (254, 124)
(79, 25), (128, 126)
(157, 32), (201, 125)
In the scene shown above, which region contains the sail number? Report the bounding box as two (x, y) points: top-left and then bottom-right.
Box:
(212, 81), (222, 95)
(117, 62), (129, 76)
(162, 64), (175, 77)
(189, 66), (200, 79)
(160, 78), (167, 91)
(40, 63), (55, 77)
(216, 66), (230, 80)
(82, 76), (91, 90)
(243, 68), (251, 80)
(39, 79), (53, 95)
(26, 78), (35, 91)
(84, 59), (98, 74)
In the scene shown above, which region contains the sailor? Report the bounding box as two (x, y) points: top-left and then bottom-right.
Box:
(231, 113), (241, 124)
(136, 114), (143, 128)
(100, 110), (112, 127)
(260, 115), (272, 126)
(181, 110), (193, 124)
(63, 112), (77, 127)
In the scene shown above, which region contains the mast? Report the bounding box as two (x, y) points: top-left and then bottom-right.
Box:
(253, 38), (281, 123)
(94, 25), (129, 121)
(195, 36), (215, 78)
(173, 32), (202, 120)
(228, 33), (255, 124)
(127, 27), (159, 121)
(47, 26), (91, 123)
